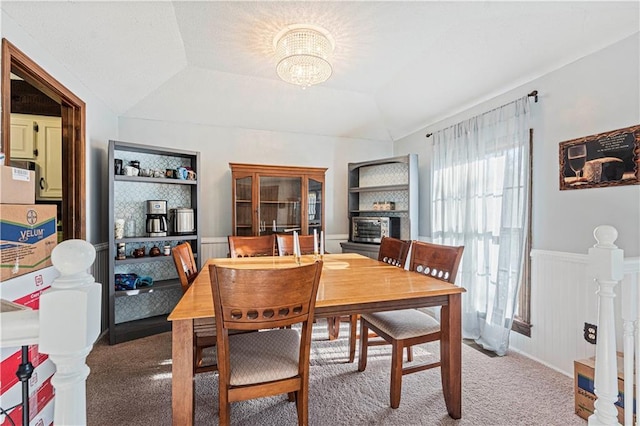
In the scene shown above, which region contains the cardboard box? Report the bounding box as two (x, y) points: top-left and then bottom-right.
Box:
(574, 354), (636, 424)
(0, 204), (57, 280)
(0, 165), (35, 204)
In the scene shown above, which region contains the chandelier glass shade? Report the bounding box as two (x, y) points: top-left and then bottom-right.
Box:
(274, 24), (335, 88)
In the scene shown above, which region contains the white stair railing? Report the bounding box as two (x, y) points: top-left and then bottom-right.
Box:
(589, 225), (624, 426)
(0, 239), (101, 425)
(620, 260), (636, 426)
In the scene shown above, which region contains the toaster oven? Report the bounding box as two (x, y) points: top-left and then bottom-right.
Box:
(351, 216), (400, 243)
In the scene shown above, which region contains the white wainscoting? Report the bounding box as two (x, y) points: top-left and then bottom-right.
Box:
(510, 249), (640, 377)
(91, 242), (110, 333)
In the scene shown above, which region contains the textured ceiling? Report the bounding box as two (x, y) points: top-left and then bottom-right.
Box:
(2, 1), (638, 141)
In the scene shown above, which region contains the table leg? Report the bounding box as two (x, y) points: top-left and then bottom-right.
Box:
(172, 319), (195, 426)
(326, 316), (340, 340)
(440, 293), (462, 419)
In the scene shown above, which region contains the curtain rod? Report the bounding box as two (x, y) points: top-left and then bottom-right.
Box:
(425, 90), (539, 138)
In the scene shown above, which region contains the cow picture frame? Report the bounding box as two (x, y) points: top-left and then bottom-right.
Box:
(559, 124), (640, 190)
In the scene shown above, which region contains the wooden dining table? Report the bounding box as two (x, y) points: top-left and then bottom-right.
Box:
(168, 253), (465, 425)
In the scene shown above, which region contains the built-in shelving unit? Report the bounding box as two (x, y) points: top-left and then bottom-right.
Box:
(108, 140), (200, 344)
(341, 154), (418, 259)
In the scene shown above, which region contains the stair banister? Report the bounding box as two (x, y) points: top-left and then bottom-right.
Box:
(0, 239), (101, 425)
(588, 225), (624, 426)
(620, 258), (636, 426)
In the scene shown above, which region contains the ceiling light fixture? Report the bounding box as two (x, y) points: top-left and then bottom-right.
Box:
(273, 24), (335, 89)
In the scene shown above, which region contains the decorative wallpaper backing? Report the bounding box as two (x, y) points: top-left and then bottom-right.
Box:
(359, 163), (409, 187)
(114, 287), (183, 324)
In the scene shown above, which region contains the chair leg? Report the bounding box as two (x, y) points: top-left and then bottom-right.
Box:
(297, 385), (308, 426)
(194, 346), (203, 369)
(406, 346), (413, 362)
(390, 339), (403, 409)
(357, 317), (369, 372)
(326, 316), (340, 340)
(348, 314), (358, 363)
(219, 385), (231, 425)
(288, 391), (295, 402)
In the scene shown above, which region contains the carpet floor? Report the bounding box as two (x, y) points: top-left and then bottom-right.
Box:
(86, 319), (586, 425)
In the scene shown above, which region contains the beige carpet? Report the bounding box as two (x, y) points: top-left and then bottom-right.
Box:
(86, 319), (586, 425)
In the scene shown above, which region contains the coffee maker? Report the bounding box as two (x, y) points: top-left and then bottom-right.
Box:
(146, 200), (168, 237)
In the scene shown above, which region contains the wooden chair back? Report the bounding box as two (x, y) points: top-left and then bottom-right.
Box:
(172, 242), (198, 293)
(377, 236), (411, 268)
(408, 240), (464, 283)
(210, 261), (323, 331)
(209, 261), (323, 425)
(227, 234), (276, 258)
(276, 234), (317, 256)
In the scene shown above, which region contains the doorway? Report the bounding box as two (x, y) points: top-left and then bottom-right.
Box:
(1, 38), (86, 240)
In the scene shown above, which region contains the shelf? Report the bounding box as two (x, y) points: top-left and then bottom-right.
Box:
(109, 139), (201, 346)
(111, 314), (172, 344)
(114, 255), (178, 266)
(116, 235), (197, 244)
(349, 184), (408, 193)
(115, 278), (181, 297)
(347, 155), (412, 170)
(114, 175), (197, 185)
(347, 154), (418, 245)
(260, 200), (298, 204)
(350, 209), (408, 214)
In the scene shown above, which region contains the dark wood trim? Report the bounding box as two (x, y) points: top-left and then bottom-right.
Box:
(511, 318), (532, 337)
(2, 38), (86, 240)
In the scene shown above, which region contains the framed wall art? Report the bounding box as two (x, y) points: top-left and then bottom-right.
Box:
(559, 124), (640, 190)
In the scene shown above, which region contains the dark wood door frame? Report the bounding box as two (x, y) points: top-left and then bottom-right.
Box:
(2, 38), (86, 240)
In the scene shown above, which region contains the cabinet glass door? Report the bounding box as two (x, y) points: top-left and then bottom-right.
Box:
(234, 176), (253, 236)
(308, 178), (323, 234)
(259, 176), (301, 234)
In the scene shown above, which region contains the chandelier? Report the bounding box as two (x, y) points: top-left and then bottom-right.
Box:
(273, 24), (335, 89)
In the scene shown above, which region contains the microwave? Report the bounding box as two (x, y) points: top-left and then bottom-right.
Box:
(351, 216), (400, 244)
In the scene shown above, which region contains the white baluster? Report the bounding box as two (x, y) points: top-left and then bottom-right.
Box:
(621, 273), (636, 426)
(38, 239), (101, 426)
(588, 226), (624, 426)
(625, 275), (640, 426)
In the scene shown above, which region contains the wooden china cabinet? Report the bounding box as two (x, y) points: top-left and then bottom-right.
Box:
(229, 163), (327, 237)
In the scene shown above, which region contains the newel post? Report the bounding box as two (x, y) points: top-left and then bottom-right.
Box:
(38, 239), (101, 426)
(588, 226), (624, 426)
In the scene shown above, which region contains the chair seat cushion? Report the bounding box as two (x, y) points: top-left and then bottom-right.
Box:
(362, 309), (440, 340)
(229, 328), (300, 386)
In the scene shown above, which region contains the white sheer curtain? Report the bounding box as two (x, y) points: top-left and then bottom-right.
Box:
(431, 96), (531, 356)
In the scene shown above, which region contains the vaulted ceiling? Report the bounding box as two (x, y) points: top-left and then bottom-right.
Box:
(2, 1), (638, 141)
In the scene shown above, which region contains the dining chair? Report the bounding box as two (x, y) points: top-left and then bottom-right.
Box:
(357, 240), (464, 408)
(209, 260), (323, 426)
(346, 236), (412, 362)
(275, 233), (317, 256)
(172, 242), (217, 374)
(227, 234), (276, 258)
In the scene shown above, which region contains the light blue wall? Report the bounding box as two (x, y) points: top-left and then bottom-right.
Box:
(395, 33), (640, 256)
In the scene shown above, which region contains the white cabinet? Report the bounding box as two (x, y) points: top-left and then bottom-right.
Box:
(10, 114), (36, 159)
(341, 154), (419, 258)
(10, 114), (62, 199)
(36, 118), (62, 199)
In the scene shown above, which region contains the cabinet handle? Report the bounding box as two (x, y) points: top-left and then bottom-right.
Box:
(40, 177), (45, 190)
(33, 149), (39, 157)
